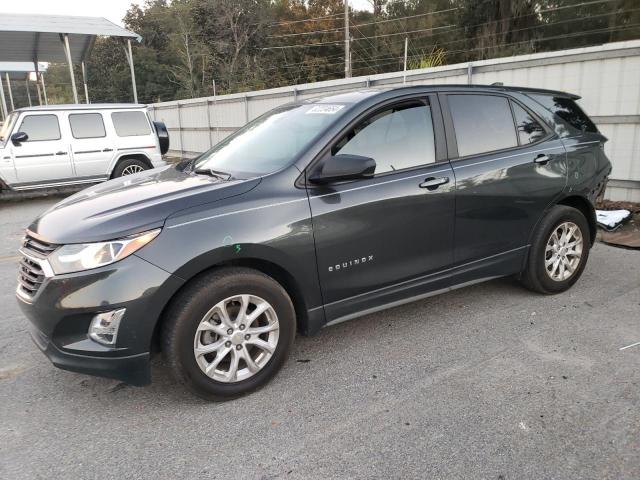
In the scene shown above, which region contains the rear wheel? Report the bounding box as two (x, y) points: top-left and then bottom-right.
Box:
(162, 268), (295, 400)
(521, 205), (590, 294)
(113, 158), (149, 177)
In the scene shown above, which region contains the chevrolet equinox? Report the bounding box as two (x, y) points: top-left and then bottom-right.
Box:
(16, 86), (611, 400)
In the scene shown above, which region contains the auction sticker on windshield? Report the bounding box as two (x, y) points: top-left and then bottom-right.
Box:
(306, 105), (345, 114)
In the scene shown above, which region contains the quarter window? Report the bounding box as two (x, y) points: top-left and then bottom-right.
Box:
(111, 111), (151, 137)
(69, 113), (106, 139)
(448, 95), (518, 157)
(527, 94), (598, 133)
(333, 101), (436, 174)
(17, 115), (61, 142)
(511, 102), (546, 145)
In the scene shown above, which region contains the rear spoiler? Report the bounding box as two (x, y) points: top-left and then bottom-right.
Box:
(510, 86), (581, 100)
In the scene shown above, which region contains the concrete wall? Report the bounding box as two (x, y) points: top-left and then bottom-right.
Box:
(150, 40), (640, 202)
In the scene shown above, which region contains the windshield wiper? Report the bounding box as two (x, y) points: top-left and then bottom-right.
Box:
(193, 168), (234, 181)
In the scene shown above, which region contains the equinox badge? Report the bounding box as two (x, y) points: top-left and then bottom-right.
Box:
(328, 255), (374, 272)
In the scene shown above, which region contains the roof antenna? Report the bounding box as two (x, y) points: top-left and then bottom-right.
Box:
(491, 82), (504, 86)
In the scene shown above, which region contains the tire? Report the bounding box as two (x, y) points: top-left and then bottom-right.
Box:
(162, 267), (296, 400)
(112, 158), (149, 177)
(521, 205), (590, 294)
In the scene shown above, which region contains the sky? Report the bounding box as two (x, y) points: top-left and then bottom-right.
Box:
(0, 0), (373, 28)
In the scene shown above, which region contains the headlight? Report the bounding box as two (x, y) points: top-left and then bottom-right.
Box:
(48, 229), (160, 275)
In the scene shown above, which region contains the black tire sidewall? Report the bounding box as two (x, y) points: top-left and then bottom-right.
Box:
(530, 206), (590, 294)
(167, 269), (295, 399)
(114, 158), (148, 177)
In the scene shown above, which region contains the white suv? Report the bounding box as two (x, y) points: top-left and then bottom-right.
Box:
(0, 104), (169, 191)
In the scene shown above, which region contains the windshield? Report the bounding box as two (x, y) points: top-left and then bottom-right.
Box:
(0, 112), (19, 144)
(193, 103), (348, 177)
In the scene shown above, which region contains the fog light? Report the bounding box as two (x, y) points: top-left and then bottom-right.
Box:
(88, 309), (125, 346)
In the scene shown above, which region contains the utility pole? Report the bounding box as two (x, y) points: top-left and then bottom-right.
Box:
(403, 37), (408, 84)
(344, 0), (351, 78)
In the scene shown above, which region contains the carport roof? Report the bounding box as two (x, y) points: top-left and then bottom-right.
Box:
(0, 14), (141, 63)
(0, 62), (48, 81)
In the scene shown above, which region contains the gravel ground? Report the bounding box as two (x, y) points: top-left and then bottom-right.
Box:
(0, 198), (639, 480)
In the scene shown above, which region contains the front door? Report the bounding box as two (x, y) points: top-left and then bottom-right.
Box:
(67, 112), (114, 178)
(307, 96), (455, 322)
(12, 113), (73, 185)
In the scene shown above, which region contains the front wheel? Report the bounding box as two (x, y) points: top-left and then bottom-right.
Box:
(162, 268), (296, 400)
(521, 205), (590, 294)
(113, 158), (149, 177)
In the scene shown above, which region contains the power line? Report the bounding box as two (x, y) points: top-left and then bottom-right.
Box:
(353, 7), (459, 29)
(266, 6), (460, 38)
(347, 6), (638, 57)
(262, 0), (624, 50)
(267, 25), (342, 39)
(266, 21), (639, 75)
(265, 12), (344, 27)
(436, 22), (640, 58)
(265, 0), (619, 40)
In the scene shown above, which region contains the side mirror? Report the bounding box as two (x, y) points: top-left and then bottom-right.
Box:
(309, 154), (376, 184)
(11, 132), (28, 146)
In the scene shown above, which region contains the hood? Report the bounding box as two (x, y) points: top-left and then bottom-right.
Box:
(28, 166), (260, 244)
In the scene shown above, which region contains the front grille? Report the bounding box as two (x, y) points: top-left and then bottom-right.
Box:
(17, 234), (57, 299)
(18, 256), (46, 297)
(22, 235), (57, 256)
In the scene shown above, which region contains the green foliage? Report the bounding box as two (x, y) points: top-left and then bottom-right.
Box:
(28, 0), (639, 106)
(408, 46), (446, 69)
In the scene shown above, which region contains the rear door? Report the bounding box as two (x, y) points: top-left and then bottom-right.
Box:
(307, 95), (456, 322)
(12, 113), (73, 185)
(441, 92), (567, 275)
(110, 110), (157, 160)
(68, 111), (114, 179)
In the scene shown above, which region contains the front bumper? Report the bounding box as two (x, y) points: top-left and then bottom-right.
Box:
(16, 253), (184, 385)
(29, 323), (151, 386)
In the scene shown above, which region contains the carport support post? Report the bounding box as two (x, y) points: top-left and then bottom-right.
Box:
(36, 81), (42, 105)
(125, 39), (138, 104)
(40, 73), (48, 105)
(25, 79), (32, 107)
(0, 74), (7, 120)
(5, 73), (14, 111)
(62, 34), (79, 104)
(81, 61), (89, 104)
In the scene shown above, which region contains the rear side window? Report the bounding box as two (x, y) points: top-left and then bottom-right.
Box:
(528, 94), (598, 133)
(448, 95), (517, 157)
(511, 102), (546, 145)
(333, 101), (436, 174)
(69, 113), (106, 139)
(18, 115), (61, 142)
(111, 111), (151, 137)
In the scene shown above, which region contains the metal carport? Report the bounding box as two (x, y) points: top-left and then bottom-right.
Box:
(0, 62), (49, 116)
(0, 14), (141, 116)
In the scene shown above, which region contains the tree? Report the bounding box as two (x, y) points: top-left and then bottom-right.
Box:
(68, 0), (640, 104)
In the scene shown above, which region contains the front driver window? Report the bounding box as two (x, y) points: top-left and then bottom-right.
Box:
(17, 115), (61, 142)
(333, 101), (435, 174)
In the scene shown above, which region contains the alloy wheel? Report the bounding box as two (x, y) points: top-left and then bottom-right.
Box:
(121, 164), (145, 175)
(193, 294), (280, 383)
(544, 221), (583, 282)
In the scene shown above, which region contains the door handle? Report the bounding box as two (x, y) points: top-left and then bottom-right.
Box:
(55, 151), (67, 155)
(534, 154), (550, 165)
(102, 148), (113, 152)
(419, 176), (449, 190)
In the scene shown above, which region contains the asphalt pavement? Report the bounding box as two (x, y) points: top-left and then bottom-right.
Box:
(0, 197), (638, 479)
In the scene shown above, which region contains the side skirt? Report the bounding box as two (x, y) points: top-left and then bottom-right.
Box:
(318, 245), (529, 331)
(10, 176), (108, 191)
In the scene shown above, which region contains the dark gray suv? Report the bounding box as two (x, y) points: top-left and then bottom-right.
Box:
(16, 85), (611, 399)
